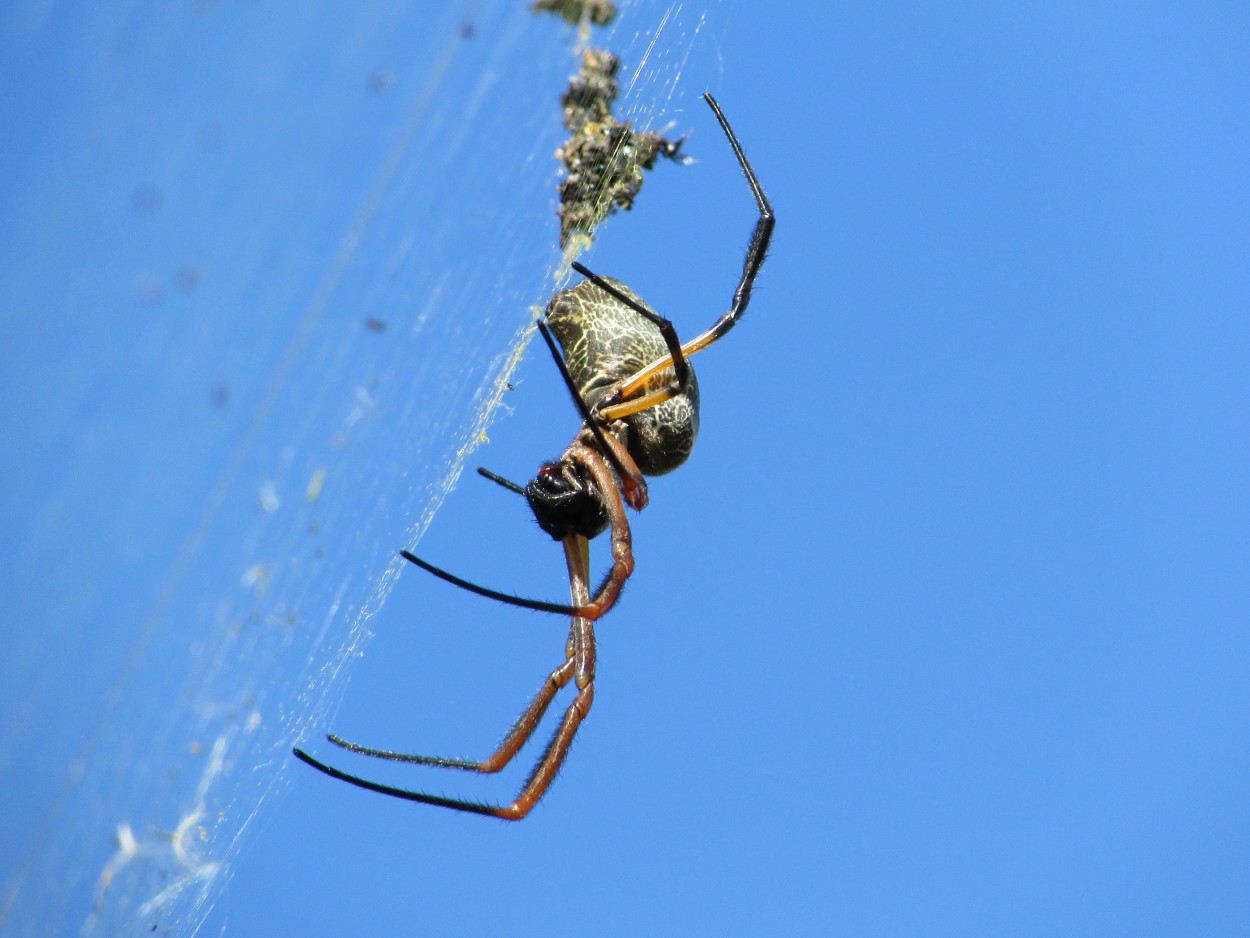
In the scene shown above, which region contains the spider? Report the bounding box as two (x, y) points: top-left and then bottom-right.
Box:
(294, 92), (773, 820)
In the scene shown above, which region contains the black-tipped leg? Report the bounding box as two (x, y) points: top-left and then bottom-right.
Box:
(534, 320), (636, 485)
(477, 466), (526, 495)
(293, 747), (514, 819)
(570, 261), (692, 394)
(399, 549), (582, 617)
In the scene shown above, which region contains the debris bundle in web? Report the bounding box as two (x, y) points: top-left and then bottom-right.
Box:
(531, 0), (619, 28)
(533, 4), (689, 247)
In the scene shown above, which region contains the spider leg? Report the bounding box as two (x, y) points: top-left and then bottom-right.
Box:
(400, 550), (582, 616)
(399, 443), (635, 621)
(570, 443), (635, 619)
(586, 421), (649, 511)
(293, 691), (595, 821)
(293, 536), (598, 821)
(615, 92), (774, 401)
(476, 466), (526, 495)
(570, 261), (691, 394)
(325, 655), (576, 773)
(536, 320), (648, 508)
(597, 381), (683, 422)
(495, 534), (597, 819)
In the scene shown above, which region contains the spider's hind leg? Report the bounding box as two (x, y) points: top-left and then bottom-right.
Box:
(292, 534), (600, 821)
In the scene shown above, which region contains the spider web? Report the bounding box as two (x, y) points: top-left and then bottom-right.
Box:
(0, 1), (720, 934)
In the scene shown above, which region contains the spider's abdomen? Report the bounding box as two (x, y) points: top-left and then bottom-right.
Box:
(545, 277), (699, 476)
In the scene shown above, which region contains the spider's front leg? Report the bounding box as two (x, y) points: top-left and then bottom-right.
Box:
(565, 443), (636, 620)
(325, 654), (577, 774)
(293, 535), (601, 820)
(578, 416), (649, 511)
(490, 533), (598, 819)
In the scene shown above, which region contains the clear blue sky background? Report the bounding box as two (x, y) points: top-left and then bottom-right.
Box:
(2, 2), (1247, 935)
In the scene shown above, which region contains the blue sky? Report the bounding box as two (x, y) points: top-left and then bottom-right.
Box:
(1, 2), (1247, 935)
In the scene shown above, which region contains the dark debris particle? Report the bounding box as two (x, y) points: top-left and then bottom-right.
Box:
(531, 0), (617, 27)
(130, 184), (164, 217)
(133, 273), (165, 306)
(175, 263), (202, 293)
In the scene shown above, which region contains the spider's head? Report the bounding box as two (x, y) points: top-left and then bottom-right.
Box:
(525, 461), (609, 541)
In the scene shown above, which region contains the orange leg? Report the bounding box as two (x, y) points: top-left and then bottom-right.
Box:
(581, 423), (649, 510)
(325, 655), (576, 773)
(569, 444), (635, 619)
(596, 92), (775, 410)
(398, 443), (636, 622)
(293, 535), (598, 820)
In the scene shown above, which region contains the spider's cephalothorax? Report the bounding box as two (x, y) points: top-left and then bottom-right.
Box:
(295, 92), (774, 820)
(525, 459), (610, 541)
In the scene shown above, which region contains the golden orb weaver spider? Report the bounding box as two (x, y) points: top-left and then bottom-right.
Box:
(294, 92), (773, 820)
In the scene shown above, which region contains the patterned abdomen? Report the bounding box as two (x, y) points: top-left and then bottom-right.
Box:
(545, 277), (699, 476)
